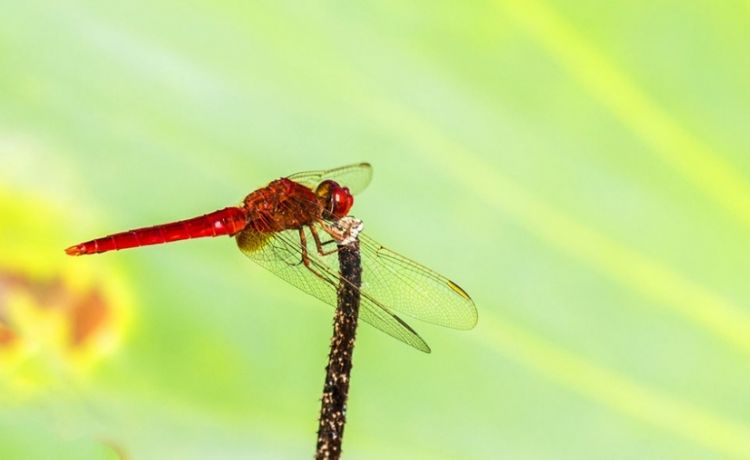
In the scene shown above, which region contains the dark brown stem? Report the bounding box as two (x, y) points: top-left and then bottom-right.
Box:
(315, 239), (362, 460)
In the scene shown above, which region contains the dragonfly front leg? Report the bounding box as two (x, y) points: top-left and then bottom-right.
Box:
(309, 224), (339, 257)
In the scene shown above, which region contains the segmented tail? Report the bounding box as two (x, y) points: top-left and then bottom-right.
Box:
(65, 207), (247, 256)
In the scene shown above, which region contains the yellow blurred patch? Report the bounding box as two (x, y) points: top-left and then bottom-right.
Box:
(0, 186), (133, 397)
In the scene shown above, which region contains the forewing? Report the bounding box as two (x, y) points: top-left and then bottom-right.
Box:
(236, 227), (430, 352)
(358, 234), (478, 330)
(287, 163), (373, 195)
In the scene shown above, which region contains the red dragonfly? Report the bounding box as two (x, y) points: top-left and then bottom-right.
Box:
(66, 163), (477, 352)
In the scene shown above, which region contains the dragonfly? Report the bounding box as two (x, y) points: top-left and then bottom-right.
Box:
(66, 163), (477, 352)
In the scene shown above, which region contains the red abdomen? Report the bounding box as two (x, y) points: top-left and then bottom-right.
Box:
(66, 207), (247, 256)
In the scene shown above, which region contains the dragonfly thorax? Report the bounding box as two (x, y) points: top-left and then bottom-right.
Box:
(244, 178), (327, 233)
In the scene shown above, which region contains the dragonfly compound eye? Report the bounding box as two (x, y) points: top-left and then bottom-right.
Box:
(316, 180), (354, 220)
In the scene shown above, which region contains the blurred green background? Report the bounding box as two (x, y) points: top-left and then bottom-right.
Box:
(2, 0), (750, 458)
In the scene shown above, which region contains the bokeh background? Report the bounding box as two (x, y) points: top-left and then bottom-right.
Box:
(2, 1), (750, 459)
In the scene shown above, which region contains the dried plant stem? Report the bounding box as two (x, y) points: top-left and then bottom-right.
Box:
(315, 238), (362, 460)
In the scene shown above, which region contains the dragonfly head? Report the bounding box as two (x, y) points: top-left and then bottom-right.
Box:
(315, 180), (354, 220)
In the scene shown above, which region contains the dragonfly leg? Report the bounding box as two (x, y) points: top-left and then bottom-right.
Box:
(298, 228), (334, 283)
(309, 224), (339, 257)
(298, 227), (313, 266)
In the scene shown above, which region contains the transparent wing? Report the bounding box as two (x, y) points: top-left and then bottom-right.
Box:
(287, 163), (373, 195)
(358, 234), (478, 330)
(236, 226), (431, 352)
